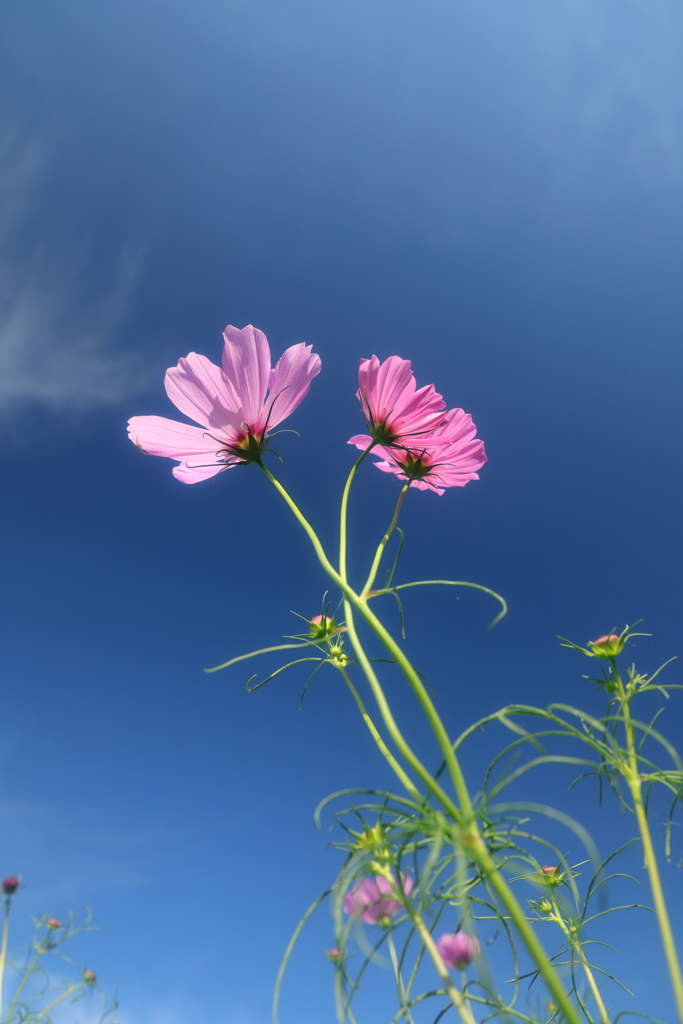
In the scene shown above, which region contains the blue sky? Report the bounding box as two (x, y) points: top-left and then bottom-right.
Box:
(0, 1), (682, 1021)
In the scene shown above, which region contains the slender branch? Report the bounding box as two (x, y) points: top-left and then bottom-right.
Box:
(360, 484), (410, 598)
(339, 445), (376, 585)
(339, 667), (420, 799)
(369, 581), (507, 633)
(387, 931), (416, 1024)
(476, 851), (583, 1024)
(260, 464), (342, 583)
(349, 596), (474, 819)
(261, 466), (582, 1024)
(0, 899), (9, 1021)
(550, 897), (609, 1024)
(342, 602), (461, 817)
(408, 908), (477, 1024)
(614, 661), (683, 1023)
(33, 983), (83, 1021)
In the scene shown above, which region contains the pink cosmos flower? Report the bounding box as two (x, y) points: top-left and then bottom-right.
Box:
(127, 325), (321, 483)
(364, 407), (487, 495)
(436, 931), (480, 970)
(348, 355), (447, 451)
(343, 874), (413, 925)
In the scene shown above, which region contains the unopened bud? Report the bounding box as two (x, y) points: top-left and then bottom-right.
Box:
(588, 634), (623, 658)
(539, 865), (562, 887)
(538, 898), (552, 914)
(47, 918), (61, 929)
(2, 877), (19, 895)
(326, 947), (342, 962)
(307, 610), (335, 634)
(83, 970), (96, 985)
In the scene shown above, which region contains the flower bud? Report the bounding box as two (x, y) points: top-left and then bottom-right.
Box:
(2, 877), (19, 895)
(436, 931), (480, 970)
(326, 947), (343, 963)
(538, 898), (552, 914)
(83, 970), (96, 985)
(539, 865), (563, 887)
(588, 634), (623, 658)
(47, 918), (61, 929)
(308, 614), (336, 639)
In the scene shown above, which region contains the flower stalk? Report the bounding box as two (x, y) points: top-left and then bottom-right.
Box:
(0, 898), (9, 1022)
(611, 657), (683, 1023)
(261, 464), (584, 1024)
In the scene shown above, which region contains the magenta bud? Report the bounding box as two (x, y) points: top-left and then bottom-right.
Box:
(539, 865), (563, 887)
(436, 932), (480, 969)
(308, 614), (338, 639)
(2, 877), (19, 895)
(588, 634), (623, 658)
(47, 918), (61, 929)
(83, 969), (96, 985)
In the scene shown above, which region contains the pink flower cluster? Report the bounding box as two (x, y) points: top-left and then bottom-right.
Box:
(349, 354), (486, 495)
(128, 327), (485, 495)
(343, 874), (413, 925)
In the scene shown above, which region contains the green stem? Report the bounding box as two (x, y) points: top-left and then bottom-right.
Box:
(262, 467), (581, 1024)
(615, 666), (683, 1023)
(0, 900), (8, 1022)
(339, 667), (420, 799)
(550, 898), (608, 1024)
(467, 845), (582, 1024)
(260, 465), (459, 814)
(339, 446), (376, 585)
(387, 931), (415, 1024)
(260, 464), (341, 583)
(342, 603), (460, 816)
(360, 484), (409, 598)
(4, 946), (39, 1023)
(407, 908), (477, 1024)
(333, 455), (470, 812)
(350, 596), (473, 818)
(34, 983), (83, 1021)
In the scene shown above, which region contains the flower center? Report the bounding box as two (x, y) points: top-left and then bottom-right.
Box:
(217, 427), (267, 465)
(396, 450), (433, 479)
(369, 416), (402, 446)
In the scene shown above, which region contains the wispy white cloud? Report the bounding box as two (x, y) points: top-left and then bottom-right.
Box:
(0, 129), (150, 412)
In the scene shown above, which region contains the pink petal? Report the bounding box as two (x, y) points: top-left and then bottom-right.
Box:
(348, 433), (374, 451)
(172, 461), (228, 484)
(359, 355), (416, 414)
(265, 343), (322, 429)
(127, 416), (223, 461)
(165, 353), (242, 432)
(127, 416), (230, 485)
(355, 355), (446, 443)
(221, 325), (272, 426)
